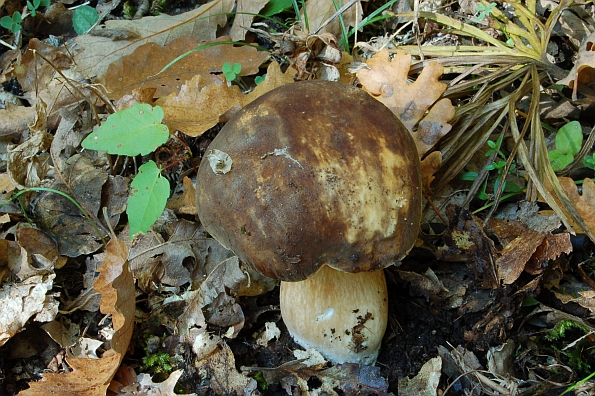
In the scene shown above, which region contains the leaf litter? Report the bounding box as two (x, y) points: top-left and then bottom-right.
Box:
(1, 0), (595, 394)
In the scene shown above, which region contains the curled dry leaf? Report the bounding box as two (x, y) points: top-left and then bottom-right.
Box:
(21, 238), (134, 396)
(557, 30), (595, 100)
(559, 176), (595, 234)
(356, 48), (455, 157)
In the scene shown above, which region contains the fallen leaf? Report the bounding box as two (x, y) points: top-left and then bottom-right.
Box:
(356, 49), (455, 156)
(230, 0), (270, 41)
(496, 228), (544, 284)
(33, 155), (126, 257)
(73, 0), (235, 80)
(21, 238), (134, 396)
(526, 232), (572, 275)
(136, 369), (197, 395)
(101, 35), (269, 99)
(557, 30), (595, 100)
(194, 342), (256, 394)
(158, 61), (294, 137)
(303, 0), (363, 41)
(166, 176), (197, 215)
(398, 357), (442, 396)
(559, 176), (595, 234)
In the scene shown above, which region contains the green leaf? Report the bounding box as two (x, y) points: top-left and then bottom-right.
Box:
(224, 71), (237, 81)
(27, 1), (36, 16)
(0, 16), (13, 30)
(221, 62), (232, 74)
(255, 75), (266, 85)
(231, 62), (242, 74)
(555, 121), (582, 156)
(82, 104), (169, 156)
(127, 161), (170, 237)
(73, 5), (99, 34)
(549, 149), (574, 171)
(261, 0), (293, 16)
(460, 171), (479, 181)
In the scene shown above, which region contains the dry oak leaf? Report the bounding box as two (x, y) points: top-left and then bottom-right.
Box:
(230, 0), (270, 41)
(356, 48), (455, 157)
(101, 35), (269, 100)
(558, 30), (595, 100)
(158, 61), (294, 137)
(302, 0), (363, 42)
(21, 238), (134, 396)
(72, 0), (234, 80)
(559, 176), (595, 234)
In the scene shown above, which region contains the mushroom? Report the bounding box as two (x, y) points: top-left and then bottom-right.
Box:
(196, 80), (422, 364)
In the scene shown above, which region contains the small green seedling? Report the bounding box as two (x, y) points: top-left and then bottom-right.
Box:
(584, 153), (595, 171)
(549, 121), (582, 171)
(27, 0), (50, 17)
(81, 103), (171, 238)
(461, 134), (521, 204)
(222, 62), (242, 82)
(0, 12), (22, 34)
(72, 5), (99, 35)
(475, 2), (497, 22)
(254, 74), (267, 85)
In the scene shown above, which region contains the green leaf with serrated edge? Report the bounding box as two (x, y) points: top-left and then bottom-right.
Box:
(72, 5), (99, 35)
(555, 121), (582, 156)
(82, 104), (169, 156)
(127, 161), (169, 237)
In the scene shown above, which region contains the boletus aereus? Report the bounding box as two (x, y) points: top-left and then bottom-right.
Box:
(196, 80), (422, 364)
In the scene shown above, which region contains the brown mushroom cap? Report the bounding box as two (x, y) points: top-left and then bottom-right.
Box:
(196, 80), (422, 281)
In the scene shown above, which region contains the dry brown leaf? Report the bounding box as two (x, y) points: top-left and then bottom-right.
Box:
(72, 0), (235, 80)
(101, 35), (269, 100)
(559, 176), (595, 234)
(21, 238), (134, 396)
(496, 229), (544, 285)
(158, 61), (294, 137)
(230, 0), (270, 41)
(356, 49), (455, 157)
(7, 100), (52, 190)
(526, 233), (572, 275)
(420, 151), (442, 193)
(194, 342), (255, 393)
(167, 176), (197, 215)
(303, 0), (363, 41)
(558, 30), (595, 100)
(11, 38), (73, 92)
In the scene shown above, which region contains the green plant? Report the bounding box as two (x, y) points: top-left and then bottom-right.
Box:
(72, 5), (99, 34)
(81, 103), (171, 238)
(27, 0), (50, 17)
(549, 121), (582, 171)
(0, 12), (22, 34)
(475, 2), (497, 22)
(222, 62), (251, 91)
(0, 0), (49, 34)
(461, 134), (522, 203)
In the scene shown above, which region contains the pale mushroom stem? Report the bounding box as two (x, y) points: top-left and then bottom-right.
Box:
(279, 265), (388, 365)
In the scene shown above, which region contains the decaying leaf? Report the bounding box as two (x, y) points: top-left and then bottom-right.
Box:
(33, 155), (126, 257)
(558, 176), (595, 234)
(557, 30), (595, 100)
(101, 35), (269, 99)
(229, 0), (269, 41)
(136, 369), (197, 395)
(398, 357), (442, 396)
(302, 0), (363, 41)
(7, 100), (52, 190)
(21, 238), (134, 396)
(194, 342), (256, 394)
(356, 48), (455, 157)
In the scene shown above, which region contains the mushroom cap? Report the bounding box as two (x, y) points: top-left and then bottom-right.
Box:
(196, 80), (422, 281)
